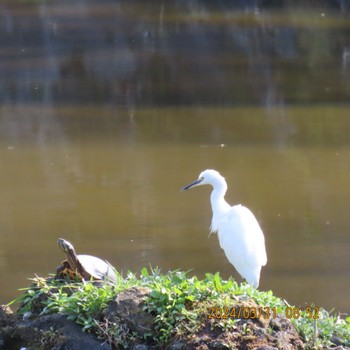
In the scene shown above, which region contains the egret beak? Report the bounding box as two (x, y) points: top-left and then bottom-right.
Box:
(181, 178), (203, 191)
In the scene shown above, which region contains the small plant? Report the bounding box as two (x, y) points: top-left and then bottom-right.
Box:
(293, 307), (350, 348)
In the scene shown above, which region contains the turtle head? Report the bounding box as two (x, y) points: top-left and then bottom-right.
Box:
(57, 238), (75, 255)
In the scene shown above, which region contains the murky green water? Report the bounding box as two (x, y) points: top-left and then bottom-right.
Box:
(0, 1), (350, 314)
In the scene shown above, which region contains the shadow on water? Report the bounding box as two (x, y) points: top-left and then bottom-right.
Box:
(0, 0), (350, 313)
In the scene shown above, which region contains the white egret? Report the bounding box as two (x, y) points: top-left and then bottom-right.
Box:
(182, 169), (267, 288)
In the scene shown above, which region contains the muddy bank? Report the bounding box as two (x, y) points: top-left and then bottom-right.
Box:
(0, 286), (327, 350)
(1, 270), (349, 350)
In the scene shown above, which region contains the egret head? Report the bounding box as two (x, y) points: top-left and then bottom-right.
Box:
(181, 169), (225, 191)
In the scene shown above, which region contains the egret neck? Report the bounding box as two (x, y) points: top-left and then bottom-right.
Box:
(209, 176), (231, 233)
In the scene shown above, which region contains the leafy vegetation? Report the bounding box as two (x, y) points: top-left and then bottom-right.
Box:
(10, 268), (350, 349)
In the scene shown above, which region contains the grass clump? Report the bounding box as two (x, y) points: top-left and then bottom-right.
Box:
(9, 268), (350, 349)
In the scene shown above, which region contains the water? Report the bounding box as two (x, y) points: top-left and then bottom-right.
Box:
(0, 1), (350, 314)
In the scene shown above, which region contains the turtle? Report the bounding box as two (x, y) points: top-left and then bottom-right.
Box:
(56, 238), (117, 283)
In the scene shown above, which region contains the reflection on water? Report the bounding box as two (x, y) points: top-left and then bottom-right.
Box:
(1, 1), (349, 108)
(0, 1), (350, 314)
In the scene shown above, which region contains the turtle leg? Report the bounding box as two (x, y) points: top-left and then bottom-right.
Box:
(56, 261), (83, 281)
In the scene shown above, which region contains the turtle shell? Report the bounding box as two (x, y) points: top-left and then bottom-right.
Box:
(76, 254), (116, 282)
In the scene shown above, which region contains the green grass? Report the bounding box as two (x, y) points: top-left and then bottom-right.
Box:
(9, 268), (350, 349)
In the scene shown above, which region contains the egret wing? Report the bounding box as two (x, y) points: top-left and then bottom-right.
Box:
(216, 205), (267, 285)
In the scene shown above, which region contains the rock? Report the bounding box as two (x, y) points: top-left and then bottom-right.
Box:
(1, 313), (112, 350)
(103, 286), (154, 336)
(330, 335), (346, 346)
(166, 341), (186, 350)
(133, 344), (150, 350)
(0, 305), (16, 350)
(0, 305), (14, 326)
(0, 305), (13, 316)
(268, 315), (305, 350)
(208, 340), (231, 349)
